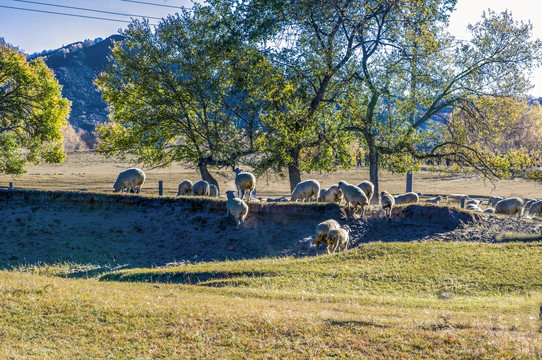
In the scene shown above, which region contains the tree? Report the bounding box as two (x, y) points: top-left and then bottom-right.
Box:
(0, 40), (70, 174)
(96, 6), (261, 187)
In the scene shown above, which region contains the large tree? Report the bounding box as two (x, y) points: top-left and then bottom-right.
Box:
(222, 0), (541, 196)
(0, 40), (70, 174)
(96, 6), (261, 187)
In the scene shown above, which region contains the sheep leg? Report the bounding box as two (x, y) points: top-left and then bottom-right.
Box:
(315, 242), (320, 257)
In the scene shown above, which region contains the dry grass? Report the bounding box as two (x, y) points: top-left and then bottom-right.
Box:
(2, 241), (542, 359)
(1, 150), (541, 198)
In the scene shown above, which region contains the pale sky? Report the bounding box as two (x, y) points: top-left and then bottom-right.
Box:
(0, 0), (541, 95)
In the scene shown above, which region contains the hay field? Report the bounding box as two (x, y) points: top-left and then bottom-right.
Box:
(1, 150), (541, 198)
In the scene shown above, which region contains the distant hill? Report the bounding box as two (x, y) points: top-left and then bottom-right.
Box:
(32, 35), (123, 148)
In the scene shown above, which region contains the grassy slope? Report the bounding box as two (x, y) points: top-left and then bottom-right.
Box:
(1, 241), (541, 359)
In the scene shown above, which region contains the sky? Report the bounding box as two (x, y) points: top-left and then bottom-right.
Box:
(0, 0), (541, 96)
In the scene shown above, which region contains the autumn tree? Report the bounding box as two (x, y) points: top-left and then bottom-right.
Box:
(0, 40), (70, 174)
(96, 6), (262, 187)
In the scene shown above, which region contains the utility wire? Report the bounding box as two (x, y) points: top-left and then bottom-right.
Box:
(120, 0), (180, 9)
(7, 0), (163, 20)
(0, 4), (159, 25)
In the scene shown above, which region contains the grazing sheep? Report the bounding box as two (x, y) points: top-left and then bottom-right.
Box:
(446, 194), (470, 207)
(494, 197), (524, 217)
(177, 180), (193, 196)
(380, 190), (395, 221)
(234, 168), (256, 201)
(266, 197), (290, 203)
(466, 199), (484, 207)
(312, 219), (340, 255)
(113, 168), (146, 194)
(291, 179), (320, 202)
(466, 204), (483, 212)
(527, 200), (542, 217)
(327, 225), (351, 254)
(209, 184), (219, 198)
(486, 196), (504, 209)
(524, 199), (539, 213)
(225, 190), (249, 229)
(318, 185), (343, 204)
(192, 180), (210, 196)
(338, 181), (369, 218)
(425, 195), (443, 205)
(356, 181), (374, 203)
(394, 192), (419, 205)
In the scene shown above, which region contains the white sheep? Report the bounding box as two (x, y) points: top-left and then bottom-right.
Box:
(446, 194), (470, 207)
(425, 195), (443, 205)
(225, 190), (249, 229)
(234, 168), (256, 201)
(524, 199), (539, 213)
(327, 225), (351, 254)
(380, 190), (395, 221)
(338, 181), (369, 218)
(312, 219), (340, 255)
(176, 180), (193, 196)
(192, 180), (210, 196)
(484, 208), (495, 214)
(393, 192), (419, 205)
(466, 199), (484, 207)
(486, 196), (504, 209)
(113, 168), (146, 194)
(318, 185), (343, 204)
(209, 184), (219, 198)
(466, 204), (483, 212)
(356, 181), (374, 203)
(526, 200), (542, 217)
(494, 197), (524, 217)
(291, 179), (320, 202)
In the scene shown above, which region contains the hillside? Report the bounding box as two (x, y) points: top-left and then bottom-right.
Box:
(35, 35), (123, 147)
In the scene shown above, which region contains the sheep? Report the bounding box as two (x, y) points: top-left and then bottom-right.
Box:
(393, 192), (419, 205)
(466, 199), (484, 207)
(312, 219), (340, 256)
(113, 168), (146, 194)
(327, 225), (351, 254)
(380, 190), (395, 221)
(484, 208), (495, 214)
(225, 190), (249, 229)
(338, 181), (369, 218)
(524, 199), (539, 213)
(356, 181), (374, 203)
(446, 194), (470, 207)
(466, 204), (483, 212)
(266, 197), (290, 203)
(291, 179), (320, 202)
(486, 196), (504, 209)
(234, 168), (256, 201)
(176, 180), (193, 196)
(209, 184), (219, 198)
(425, 195), (443, 205)
(526, 200), (542, 217)
(494, 197), (524, 217)
(318, 185), (343, 204)
(192, 180), (210, 196)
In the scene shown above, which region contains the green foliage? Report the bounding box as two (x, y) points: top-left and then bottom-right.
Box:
(96, 7), (260, 170)
(0, 41), (70, 174)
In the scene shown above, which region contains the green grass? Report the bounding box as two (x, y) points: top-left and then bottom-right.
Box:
(1, 241), (541, 359)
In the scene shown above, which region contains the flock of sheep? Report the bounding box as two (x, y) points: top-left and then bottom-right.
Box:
(112, 167), (541, 255)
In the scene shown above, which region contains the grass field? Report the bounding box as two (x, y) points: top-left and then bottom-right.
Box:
(1, 150), (542, 198)
(1, 242), (541, 359)
(1, 151), (542, 358)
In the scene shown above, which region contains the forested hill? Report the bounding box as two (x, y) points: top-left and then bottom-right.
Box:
(31, 35), (123, 147)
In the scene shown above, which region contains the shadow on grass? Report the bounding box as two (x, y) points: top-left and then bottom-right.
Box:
(99, 270), (270, 285)
(326, 319), (389, 329)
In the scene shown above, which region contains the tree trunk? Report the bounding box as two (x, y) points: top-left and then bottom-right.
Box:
(197, 159), (219, 190)
(288, 148), (302, 193)
(365, 133), (380, 205)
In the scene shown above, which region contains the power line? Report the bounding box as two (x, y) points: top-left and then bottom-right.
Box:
(7, 0), (163, 20)
(120, 0), (180, 9)
(0, 4), (159, 25)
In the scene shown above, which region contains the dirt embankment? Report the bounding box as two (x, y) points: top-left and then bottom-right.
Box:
(0, 189), (540, 271)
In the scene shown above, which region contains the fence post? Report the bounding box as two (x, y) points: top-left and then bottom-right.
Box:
(9, 182), (13, 190)
(158, 181), (163, 196)
(406, 171), (413, 193)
